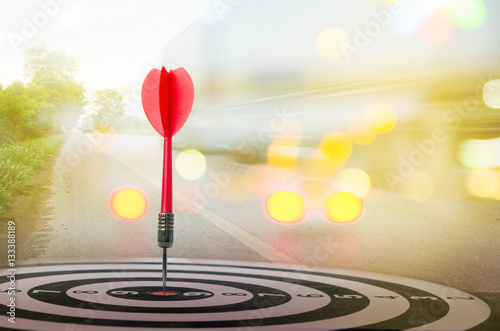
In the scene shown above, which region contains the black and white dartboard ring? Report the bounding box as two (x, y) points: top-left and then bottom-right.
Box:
(0, 258), (491, 330)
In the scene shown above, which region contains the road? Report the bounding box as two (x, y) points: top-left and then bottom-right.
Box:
(1, 131), (499, 297)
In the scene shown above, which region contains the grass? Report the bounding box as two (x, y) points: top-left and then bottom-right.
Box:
(0, 135), (66, 221)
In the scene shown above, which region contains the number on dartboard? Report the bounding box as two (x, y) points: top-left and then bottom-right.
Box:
(410, 296), (438, 300)
(222, 293), (247, 296)
(183, 292), (211, 296)
(374, 295), (399, 299)
(333, 294), (363, 299)
(297, 294), (324, 298)
(33, 290), (61, 294)
(110, 291), (138, 295)
(447, 296), (475, 300)
(72, 290), (98, 294)
(258, 293), (285, 297)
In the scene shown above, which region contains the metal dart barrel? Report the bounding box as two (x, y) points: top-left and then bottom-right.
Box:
(158, 213), (174, 248)
(158, 212), (174, 292)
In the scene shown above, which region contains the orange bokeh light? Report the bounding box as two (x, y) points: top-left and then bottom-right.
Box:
(109, 188), (148, 221)
(266, 191), (305, 223)
(324, 192), (363, 223)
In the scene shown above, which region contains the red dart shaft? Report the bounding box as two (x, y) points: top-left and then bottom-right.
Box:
(158, 67), (174, 293)
(160, 67), (173, 213)
(161, 135), (172, 213)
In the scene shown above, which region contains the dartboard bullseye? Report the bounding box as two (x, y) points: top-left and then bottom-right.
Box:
(0, 258), (492, 330)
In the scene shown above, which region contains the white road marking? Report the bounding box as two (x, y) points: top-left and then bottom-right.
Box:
(110, 154), (299, 264)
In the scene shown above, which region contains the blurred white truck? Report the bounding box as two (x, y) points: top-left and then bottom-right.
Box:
(81, 117), (94, 133)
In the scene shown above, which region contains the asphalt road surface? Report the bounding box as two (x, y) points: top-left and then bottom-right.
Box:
(1, 131), (499, 298)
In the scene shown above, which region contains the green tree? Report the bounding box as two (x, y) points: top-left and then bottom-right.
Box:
(92, 89), (125, 129)
(24, 47), (86, 130)
(0, 81), (51, 142)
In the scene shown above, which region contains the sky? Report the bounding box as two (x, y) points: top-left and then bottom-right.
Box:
(0, 0), (207, 100)
(0, 0), (499, 117)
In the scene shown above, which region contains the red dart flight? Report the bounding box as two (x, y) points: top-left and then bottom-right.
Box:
(142, 67), (194, 212)
(141, 66), (194, 292)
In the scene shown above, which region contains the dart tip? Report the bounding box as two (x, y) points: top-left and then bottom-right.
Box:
(162, 248), (167, 292)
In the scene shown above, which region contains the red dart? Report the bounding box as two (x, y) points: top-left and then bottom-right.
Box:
(142, 67), (194, 212)
(141, 66), (194, 292)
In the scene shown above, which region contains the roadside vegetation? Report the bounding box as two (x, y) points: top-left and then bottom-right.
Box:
(0, 47), (151, 222)
(0, 135), (66, 220)
(0, 47), (85, 222)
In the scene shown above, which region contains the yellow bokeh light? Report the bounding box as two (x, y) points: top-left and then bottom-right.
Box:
(335, 168), (372, 198)
(324, 192), (363, 223)
(347, 116), (377, 145)
(400, 172), (435, 201)
(109, 188), (148, 221)
(365, 102), (396, 133)
(320, 132), (352, 162)
(465, 169), (500, 199)
(267, 139), (299, 170)
(459, 137), (500, 169)
(483, 79), (500, 109)
(266, 191), (305, 223)
(316, 27), (349, 59)
(175, 149), (207, 180)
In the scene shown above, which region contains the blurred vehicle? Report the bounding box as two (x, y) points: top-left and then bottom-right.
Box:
(164, 0), (500, 200)
(81, 116), (95, 133)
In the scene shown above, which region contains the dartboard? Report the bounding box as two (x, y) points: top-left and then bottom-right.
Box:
(0, 258), (491, 330)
